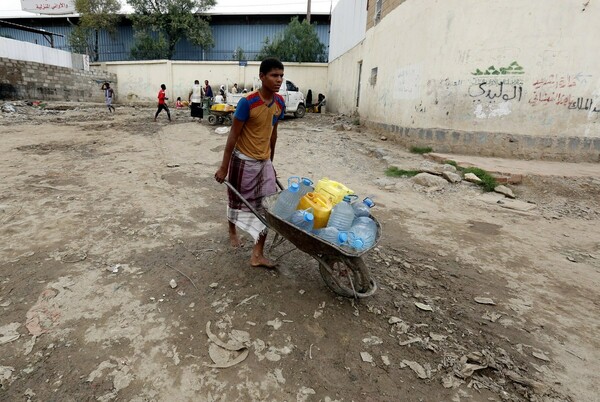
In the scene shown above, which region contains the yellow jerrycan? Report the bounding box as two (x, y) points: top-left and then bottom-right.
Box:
(297, 192), (332, 229)
(315, 178), (354, 205)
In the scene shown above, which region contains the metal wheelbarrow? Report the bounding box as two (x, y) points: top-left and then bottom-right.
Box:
(224, 181), (379, 298)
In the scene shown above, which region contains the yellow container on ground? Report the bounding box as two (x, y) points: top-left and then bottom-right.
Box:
(297, 192), (332, 229)
(315, 178), (354, 205)
(211, 104), (226, 111)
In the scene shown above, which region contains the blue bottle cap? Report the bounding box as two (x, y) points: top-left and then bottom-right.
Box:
(304, 212), (314, 222)
(289, 182), (299, 192)
(338, 232), (348, 243)
(342, 195), (351, 202)
(363, 197), (374, 208)
(302, 177), (313, 186)
(352, 238), (364, 249)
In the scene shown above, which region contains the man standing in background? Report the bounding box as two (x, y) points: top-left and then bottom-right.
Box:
(189, 80), (203, 121)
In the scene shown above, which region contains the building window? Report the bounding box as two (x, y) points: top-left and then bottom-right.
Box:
(375, 0), (383, 24)
(370, 67), (378, 85)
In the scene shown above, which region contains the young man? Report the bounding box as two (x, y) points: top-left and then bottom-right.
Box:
(154, 84), (171, 122)
(101, 82), (115, 113)
(231, 83), (239, 94)
(214, 58), (285, 268)
(188, 79), (203, 121)
(204, 80), (214, 99)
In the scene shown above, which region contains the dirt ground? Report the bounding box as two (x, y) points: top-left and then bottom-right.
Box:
(0, 102), (599, 402)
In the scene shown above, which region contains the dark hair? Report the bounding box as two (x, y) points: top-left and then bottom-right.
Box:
(260, 58), (284, 75)
(194, 80), (199, 84)
(161, 84), (166, 90)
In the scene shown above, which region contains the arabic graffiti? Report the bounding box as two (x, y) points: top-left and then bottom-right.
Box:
(568, 97), (600, 112)
(469, 81), (523, 102)
(472, 61), (524, 76)
(528, 73), (596, 111)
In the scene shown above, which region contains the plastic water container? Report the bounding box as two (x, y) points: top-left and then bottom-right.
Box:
(289, 209), (314, 232)
(314, 226), (348, 246)
(315, 178), (354, 205)
(297, 192), (332, 229)
(353, 197), (375, 217)
(327, 195), (355, 231)
(271, 177), (302, 220)
(350, 218), (377, 250)
(298, 177), (314, 197)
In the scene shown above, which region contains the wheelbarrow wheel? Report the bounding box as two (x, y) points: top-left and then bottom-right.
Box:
(318, 255), (375, 298)
(207, 115), (217, 125)
(224, 115), (233, 126)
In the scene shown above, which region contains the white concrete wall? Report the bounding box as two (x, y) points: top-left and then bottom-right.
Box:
(0, 36), (80, 69)
(329, 0), (367, 61)
(329, 0), (600, 141)
(96, 60), (328, 104)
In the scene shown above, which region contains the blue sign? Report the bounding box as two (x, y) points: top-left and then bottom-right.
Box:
(239, 60), (248, 67)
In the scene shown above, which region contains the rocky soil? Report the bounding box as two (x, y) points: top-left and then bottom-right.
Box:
(0, 102), (599, 401)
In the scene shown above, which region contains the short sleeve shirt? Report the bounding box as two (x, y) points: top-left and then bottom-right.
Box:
(233, 90), (285, 160)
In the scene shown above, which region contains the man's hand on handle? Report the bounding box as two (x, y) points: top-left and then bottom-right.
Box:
(214, 166), (228, 183)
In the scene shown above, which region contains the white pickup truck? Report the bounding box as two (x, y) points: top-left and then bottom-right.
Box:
(226, 79), (306, 118)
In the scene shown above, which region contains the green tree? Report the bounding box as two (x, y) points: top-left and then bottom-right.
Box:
(256, 17), (326, 62)
(130, 31), (170, 60)
(232, 46), (246, 61)
(127, 0), (216, 60)
(69, 0), (120, 62)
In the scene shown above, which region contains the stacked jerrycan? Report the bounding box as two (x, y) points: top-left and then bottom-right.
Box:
(353, 197), (375, 217)
(298, 177), (314, 197)
(350, 216), (377, 250)
(314, 226), (348, 246)
(326, 195), (356, 231)
(271, 177), (302, 220)
(297, 191), (332, 229)
(315, 178), (354, 205)
(289, 208), (315, 232)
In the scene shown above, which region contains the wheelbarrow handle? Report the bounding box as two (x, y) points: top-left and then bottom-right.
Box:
(222, 180), (269, 227)
(276, 178), (284, 191)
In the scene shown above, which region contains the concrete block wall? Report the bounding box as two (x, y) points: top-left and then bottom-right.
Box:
(368, 122), (600, 163)
(0, 57), (116, 102)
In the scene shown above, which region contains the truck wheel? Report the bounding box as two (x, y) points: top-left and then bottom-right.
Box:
(294, 104), (306, 118)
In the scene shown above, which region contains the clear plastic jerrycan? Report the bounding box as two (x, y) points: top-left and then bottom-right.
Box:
(289, 208), (314, 232)
(297, 191), (332, 229)
(350, 217), (377, 250)
(327, 195), (356, 231)
(271, 177), (301, 220)
(315, 178), (354, 205)
(298, 177), (314, 197)
(352, 197), (375, 217)
(314, 226), (348, 246)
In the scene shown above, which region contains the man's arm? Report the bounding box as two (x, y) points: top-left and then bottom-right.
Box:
(270, 122), (279, 162)
(214, 118), (244, 183)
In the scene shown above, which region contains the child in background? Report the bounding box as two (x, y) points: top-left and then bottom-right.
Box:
(176, 97), (184, 109)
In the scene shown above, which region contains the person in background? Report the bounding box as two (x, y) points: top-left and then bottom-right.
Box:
(214, 58), (286, 269)
(204, 80), (214, 100)
(231, 83), (239, 94)
(188, 79), (203, 121)
(176, 97), (184, 109)
(101, 82), (115, 113)
(154, 84), (171, 122)
(219, 85), (227, 103)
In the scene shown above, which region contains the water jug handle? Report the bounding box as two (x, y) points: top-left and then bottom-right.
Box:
(301, 177), (314, 186)
(287, 176), (301, 187)
(347, 194), (359, 202)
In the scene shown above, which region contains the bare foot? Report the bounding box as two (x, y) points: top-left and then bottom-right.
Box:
(229, 233), (245, 248)
(250, 255), (277, 269)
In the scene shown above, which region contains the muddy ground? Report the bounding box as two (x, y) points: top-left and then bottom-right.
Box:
(0, 102), (599, 402)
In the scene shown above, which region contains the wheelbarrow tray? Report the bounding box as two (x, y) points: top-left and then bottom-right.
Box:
(262, 193), (382, 258)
